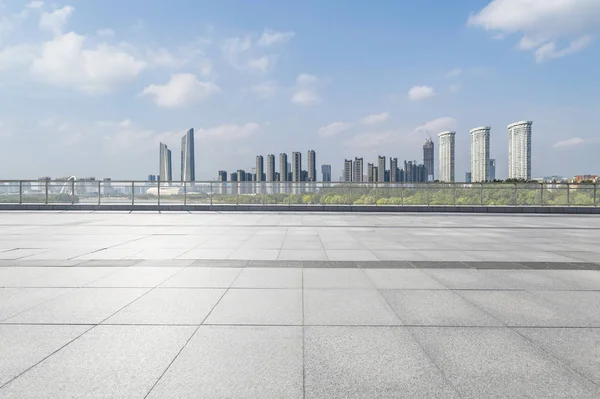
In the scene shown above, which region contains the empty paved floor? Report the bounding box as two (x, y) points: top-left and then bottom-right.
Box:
(0, 212), (600, 398)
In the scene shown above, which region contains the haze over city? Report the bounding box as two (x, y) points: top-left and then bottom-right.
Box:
(1, 0), (599, 179)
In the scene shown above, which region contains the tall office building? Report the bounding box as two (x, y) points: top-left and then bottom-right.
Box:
(292, 152), (302, 182)
(307, 150), (317, 182)
(489, 159), (496, 181)
(267, 154), (276, 182)
(423, 139), (435, 181)
(180, 128), (195, 181)
(470, 126), (491, 182)
(465, 172), (472, 183)
(279, 153), (288, 182)
(256, 155), (264, 182)
(390, 158), (398, 182)
(217, 171), (227, 181)
(508, 121), (533, 180)
(353, 157), (364, 182)
(377, 156), (386, 182)
(321, 165), (332, 182)
(367, 163), (375, 183)
(343, 159), (353, 182)
(148, 175), (156, 181)
(438, 131), (456, 182)
(159, 143), (172, 182)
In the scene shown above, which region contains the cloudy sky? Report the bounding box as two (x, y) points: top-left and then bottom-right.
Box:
(1, 0), (599, 180)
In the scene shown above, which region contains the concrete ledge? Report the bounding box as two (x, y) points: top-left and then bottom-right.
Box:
(1, 204), (599, 214)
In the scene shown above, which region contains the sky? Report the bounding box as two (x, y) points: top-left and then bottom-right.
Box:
(1, 0), (600, 181)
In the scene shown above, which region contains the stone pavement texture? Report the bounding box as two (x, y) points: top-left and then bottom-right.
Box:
(0, 211), (599, 398)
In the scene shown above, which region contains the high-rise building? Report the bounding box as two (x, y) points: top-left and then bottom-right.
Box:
(267, 154), (276, 182)
(343, 159), (353, 182)
(489, 159), (496, 181)
(256, 155), (264, 182)
(307, 150), (316, 182)
(353, 157), (364, 182)
(367, 163), (375, 183)
(230, 172), (238, 182)
(148, 175), (156, 181)
(423, 139), (435, 182)
(377, 156), (386, 182)
(180, 128), (195, 181)
(279, 153), (288, 182)
(470, 126), (491, 182)
(465, 172), (472, 183)
(217, 171), (227, 181)
(321, 165), (332, 182)
(373, 166), (379, 182)
(292, 152), (302, 182)
(508, 121), (533, 181)
(438, 131), (456, 182)
(159, 143), (172, 182)
(390, 158), (398, 182)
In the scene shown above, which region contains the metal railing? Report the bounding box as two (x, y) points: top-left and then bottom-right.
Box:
(0, 181), (597, 207)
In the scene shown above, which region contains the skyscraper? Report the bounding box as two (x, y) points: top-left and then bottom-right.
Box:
(438, 131), (456, 182)
(508, 121), (533, 181)
(180, 128), (195, 181)
(292, 152), (302, 182)
(470, 126), (491, 182)
(377, 156), (386, 182)
(465, 172), (472, 183)
(267, 154), (276, 182)
(159, 143), (172, 182)
(308, 150), (316, 182)
(256, 155), (264, 182)
(390, 158), (398, 182)
(217, 171), (227, 181)
(423, 138), (434, 182)
(367, 163), (375, 183)
(279, 153), (288, 182)
(321, 165), (332, 182)
(343, 160), (353, 182)
(489, 159), (496, 181)
(353, 157), (364, 182)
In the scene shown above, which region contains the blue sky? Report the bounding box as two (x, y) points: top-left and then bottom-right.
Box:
(1, 0), (599, 180)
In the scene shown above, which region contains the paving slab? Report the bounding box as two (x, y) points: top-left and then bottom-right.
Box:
(160, 267), (241, 288)
(87, 266), (183, 288)
(364, 269), (447, 289)
(231, 268), (302, 288)
(0, 288), (71, 322)
(303, 269), (373, 289)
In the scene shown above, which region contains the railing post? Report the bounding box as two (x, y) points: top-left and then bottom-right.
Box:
(131, 182), (135, 206)
(401, 184), (404, 206)
(480, 183), (484, 206)
(514, 183), (518, 206)
(594, 183), (598, 207)
(19, 181), (22, 204)
(236, 183), (239, 205)
(184, 181), (187, 206)
(453, 184), (456, 206)
(71, 180), (75, 205)
(567, 183), (570, 207)
(157, 180), (161, 207)
(45, 180), (48, 204)
(98, 181), (101, 205)
(540, 182), (544, 206)
(210, 182), (213, 206)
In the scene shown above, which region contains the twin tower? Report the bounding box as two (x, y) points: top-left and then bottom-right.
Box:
(159, 129), (195, 183)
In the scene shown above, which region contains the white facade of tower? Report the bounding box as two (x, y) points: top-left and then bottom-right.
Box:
(438, 131), (455, 182)
(508, 121), (533, 180)
(470, 127), (490, 182)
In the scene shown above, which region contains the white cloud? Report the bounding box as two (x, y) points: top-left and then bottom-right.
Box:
(291, 73), (321, 105)
(446, 68), (462, 77)
(222, 36), (252, 68)
(147, 48), (187, 68)
(553, 137), (600, 148)
(414, 117), (457, 135)
(360, 112), (389, 125)
(469, 0), (600, 61)
(27, 1), (45, 9)
(97, 28), (115, 37)
(257, 29), (295, 46)
(408, 85), (435, 101)
(0, 44), (37, 71)
(197, 122), (261, 141)
(250, 81), (278, 99)
(30, 32), (146, 93)
(39, 5), (73, 36)
(246, 56), (270, 72)
(318, 122), (353, 138)
(141, 73), (220, 108)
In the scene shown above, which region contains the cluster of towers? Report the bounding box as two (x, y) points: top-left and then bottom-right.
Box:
(158, 129), (195, 182)
(218, 151), (318, 183)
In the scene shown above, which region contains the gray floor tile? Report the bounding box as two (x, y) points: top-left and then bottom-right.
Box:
(105, 288), (225, 325)
(303, 269), (373, 289)
(0, 267), (48, 287)
(6, 288), (149, 324)
(87, 267), (183, 288)
(364, 269), (448, 289)
(189, 260), (248, 267)
(357, 261), (413, 269)
(160, 267), (241, 288)
(424, 269), (508, 289)
(147, 326), (303, 399)
(16, 267), (122, 288)
(277, 249), (328, 261)
(247, 260), (303, 268)
(516, 327), (600, 385)
(464, 261), (528, 269)
(411, 261), (471, 269)
(231, 268), (302, 288)
(304, 289), (400, 326)
(0, 324), (91, 386)
(0, 288), (71, 322)
(537, 291), (600, 326)
(326, 250), (377, 261)
(204, 289), (302, 325)
(134, 260), (195, 267)
(78, 260), (142, 267)
(410, 327), (600, 398)
(381, 290), (503, 326)
(0, 325), (195, 398)
(305, 326), (459, 398)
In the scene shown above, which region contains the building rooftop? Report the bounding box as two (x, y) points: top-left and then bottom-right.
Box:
(1, 212), (599, 397)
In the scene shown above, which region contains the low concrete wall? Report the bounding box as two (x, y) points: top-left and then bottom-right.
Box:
(0, 204), (599, 214)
